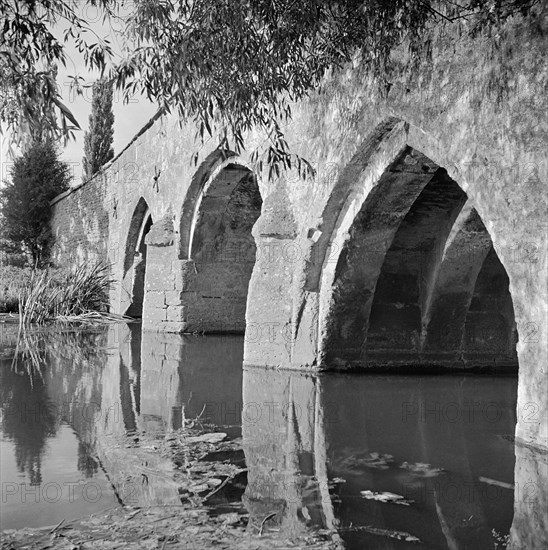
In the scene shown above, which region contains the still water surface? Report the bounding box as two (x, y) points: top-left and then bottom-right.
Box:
(0, 324), (518, 548)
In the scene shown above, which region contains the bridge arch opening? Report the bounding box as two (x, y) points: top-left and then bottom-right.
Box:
(316, 141), (518, 371)
(122, 198), (153, 318)
(179, 158), (262, 333)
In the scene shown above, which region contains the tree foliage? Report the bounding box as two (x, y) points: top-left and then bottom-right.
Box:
(0, 0), (541, 175)
(0, 141), (72, 266)
(117, 0), (541, 178)
(82, 78), (115, 181)
(0, 0), (115, 148)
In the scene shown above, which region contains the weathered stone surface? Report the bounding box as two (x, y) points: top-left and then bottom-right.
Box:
(145, 291), (166, 309)
(253, 184), (297, 239)
(174, 260), (197, 291)
(146, 307), (168, 323)
(165, 290), (185, 306)
(145, 216), (175, 247)
(166, 305), (186, 322)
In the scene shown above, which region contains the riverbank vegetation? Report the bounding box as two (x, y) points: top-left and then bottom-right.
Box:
(19, 262), (112, 324)
(0, 262), (113, 324)
(0, 138), (117, 324)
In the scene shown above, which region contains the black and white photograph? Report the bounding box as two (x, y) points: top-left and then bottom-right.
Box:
(0, 1), (546, 548)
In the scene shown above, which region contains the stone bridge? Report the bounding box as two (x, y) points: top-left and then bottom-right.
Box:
(51, 10), (547, 478)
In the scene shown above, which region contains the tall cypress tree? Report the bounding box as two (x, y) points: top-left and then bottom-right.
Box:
(82, 78), (114, 182)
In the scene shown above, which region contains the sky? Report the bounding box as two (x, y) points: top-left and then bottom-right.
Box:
(1, 2), (158, 185)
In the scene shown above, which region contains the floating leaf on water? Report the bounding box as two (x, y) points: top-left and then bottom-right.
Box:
(361, 452), (394, 469)
(360, 490), (414, 505)
(399, 461), (445, 477)
(340, 452), (394, 471)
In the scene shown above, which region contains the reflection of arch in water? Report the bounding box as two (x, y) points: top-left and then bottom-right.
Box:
(241, 368), (339, 539)
(122, 198), (153, 317)
(93, 324), (182, 508)
(321, 374), (518, 548)
(178, 152), (263, 333)
(139, 332), (244, 432)
(119, 323), (142, 434)
(240, 367), (545, 548)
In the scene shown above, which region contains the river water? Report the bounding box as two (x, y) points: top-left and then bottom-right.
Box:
(0, 324), (520, 548)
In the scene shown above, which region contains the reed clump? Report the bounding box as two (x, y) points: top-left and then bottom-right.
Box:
(18, 262), (114, 325)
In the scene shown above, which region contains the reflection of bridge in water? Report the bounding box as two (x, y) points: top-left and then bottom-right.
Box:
(0, 324), (543, 546)
(1, 325), (544, 546)
(79, 325), (543, 549)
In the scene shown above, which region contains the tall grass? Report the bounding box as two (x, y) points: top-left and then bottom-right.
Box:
(18, 262), (115, 325)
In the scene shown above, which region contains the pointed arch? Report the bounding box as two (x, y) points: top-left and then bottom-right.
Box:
(308, 119), (517, 371)
(121, 198), (153, 317)
(123, 198), (151, 276)
(176, 151), (263, 332)
(421, 205), (493, 353)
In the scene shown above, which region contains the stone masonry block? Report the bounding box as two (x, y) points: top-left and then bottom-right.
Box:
(158, 321), (187, 333)
(144, 307), (168, 323)
(145, 264), (174, 291)
(165, 290), (184, 306)
(145, 291), (166, 309)
(166, 305), (187, 322)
